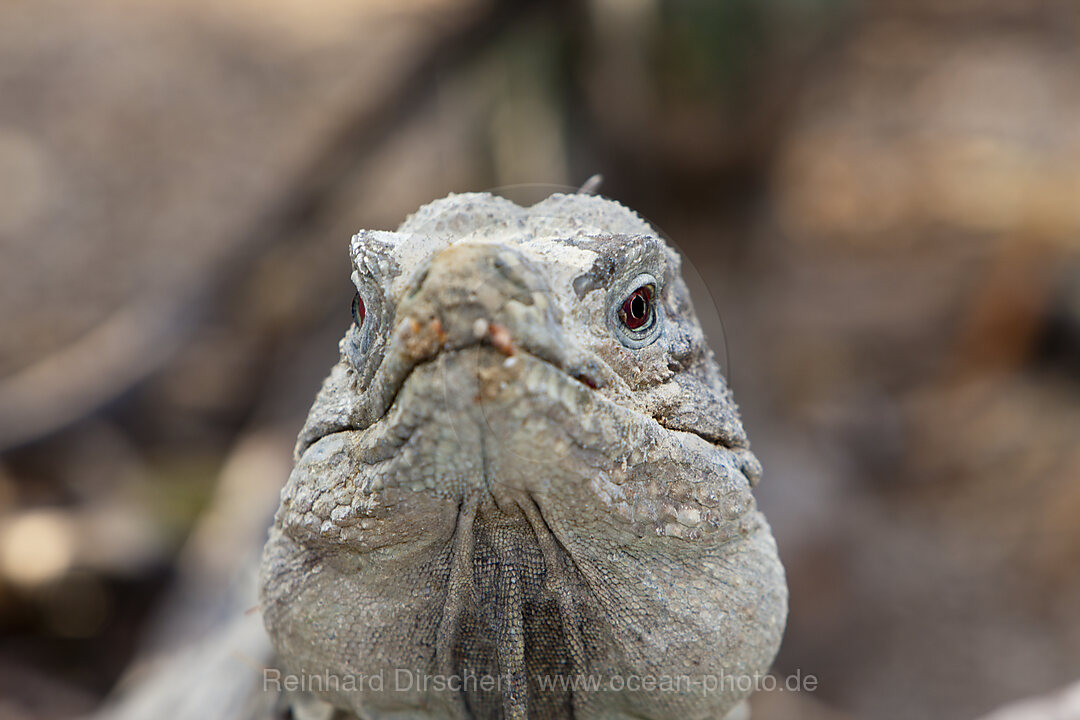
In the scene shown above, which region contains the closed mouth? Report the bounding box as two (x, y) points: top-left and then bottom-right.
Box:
(299, 337), (759, 490)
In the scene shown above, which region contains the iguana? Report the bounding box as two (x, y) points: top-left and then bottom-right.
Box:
(258, 191), (787, 720)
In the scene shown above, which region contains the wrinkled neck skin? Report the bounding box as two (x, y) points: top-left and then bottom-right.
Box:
(259, 193), (787, 720)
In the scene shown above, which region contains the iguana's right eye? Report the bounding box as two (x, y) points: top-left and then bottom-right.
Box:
(351, 292), (366, 328)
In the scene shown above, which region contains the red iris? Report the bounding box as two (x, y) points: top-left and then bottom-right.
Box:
(619, 286), (652, 329)
(352, 293), (366, 327)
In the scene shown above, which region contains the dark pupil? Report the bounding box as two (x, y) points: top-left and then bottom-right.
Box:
(352, 293), (366, 327)
(621, 287), (651, 330)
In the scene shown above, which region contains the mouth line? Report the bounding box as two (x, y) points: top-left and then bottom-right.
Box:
(297, 341), (597, 459)
(298, 342), (749, 478)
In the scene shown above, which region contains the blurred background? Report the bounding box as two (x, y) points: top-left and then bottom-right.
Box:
(2, 0), (1080, 718)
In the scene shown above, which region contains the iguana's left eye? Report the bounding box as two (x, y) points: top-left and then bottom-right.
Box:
(351, 292), (366, 328)
(619, 285), (654, 330)
(610, 273), (662, 348)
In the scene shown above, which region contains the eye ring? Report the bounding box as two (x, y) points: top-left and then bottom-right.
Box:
(610, 273), (662, 348)
(351, 292), (366, 328)
(619, 285), (654, 330)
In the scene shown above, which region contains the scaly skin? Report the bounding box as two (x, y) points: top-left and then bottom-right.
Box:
(259, 192), (787, 720)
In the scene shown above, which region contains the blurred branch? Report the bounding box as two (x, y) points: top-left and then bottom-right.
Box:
(0, 0), (539, 452)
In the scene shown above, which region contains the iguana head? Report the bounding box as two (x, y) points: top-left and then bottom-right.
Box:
(260, 193), (787, 720)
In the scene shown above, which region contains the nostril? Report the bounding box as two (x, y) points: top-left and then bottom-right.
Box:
(492, 254), (512, 277)
(491, 252), (533, 293)
(408, 267), (430, 297)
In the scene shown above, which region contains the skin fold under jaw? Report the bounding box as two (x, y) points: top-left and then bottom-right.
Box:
(259, 192), (788, 720)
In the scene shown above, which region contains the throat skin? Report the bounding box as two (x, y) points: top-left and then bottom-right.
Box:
(261, 348), (784, 720)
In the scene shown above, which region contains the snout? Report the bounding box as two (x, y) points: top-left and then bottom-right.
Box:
(392, 242), (605, 390)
